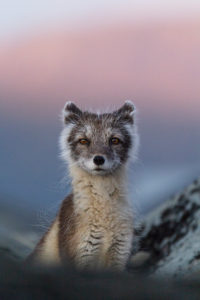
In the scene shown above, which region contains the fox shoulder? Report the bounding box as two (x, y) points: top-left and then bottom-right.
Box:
(58, 194), (76, 261)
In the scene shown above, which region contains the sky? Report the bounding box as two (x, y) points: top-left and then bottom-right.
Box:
(1, 0), (200, 39)
(0, 1), (200, 221)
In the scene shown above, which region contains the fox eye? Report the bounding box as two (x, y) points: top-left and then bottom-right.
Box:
(79, 138), (89, 145)
(110, 137), (120, 145)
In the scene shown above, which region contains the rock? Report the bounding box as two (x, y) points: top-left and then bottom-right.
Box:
(132, 178), (200, 279)
(1, 255), (200, 300)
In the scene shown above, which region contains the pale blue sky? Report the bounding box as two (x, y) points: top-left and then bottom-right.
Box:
(1, 0), (200, 39)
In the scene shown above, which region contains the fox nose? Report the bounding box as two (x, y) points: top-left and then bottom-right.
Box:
(93, 155), (105, 166)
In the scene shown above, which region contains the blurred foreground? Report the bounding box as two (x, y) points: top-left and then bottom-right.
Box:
(1, 177), (200, 299)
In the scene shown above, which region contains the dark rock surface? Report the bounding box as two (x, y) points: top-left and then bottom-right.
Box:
(1, 254), (200, 300)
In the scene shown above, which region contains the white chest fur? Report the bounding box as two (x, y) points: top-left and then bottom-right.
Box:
(69, 165), (134, 270)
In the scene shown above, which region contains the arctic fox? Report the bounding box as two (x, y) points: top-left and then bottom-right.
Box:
(29, 101), (139, 271)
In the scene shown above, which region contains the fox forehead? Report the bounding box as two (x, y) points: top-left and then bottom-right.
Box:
(69, 114), (128, 141)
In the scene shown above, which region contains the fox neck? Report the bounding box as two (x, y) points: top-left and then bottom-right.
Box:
(68, 164), (128, 211)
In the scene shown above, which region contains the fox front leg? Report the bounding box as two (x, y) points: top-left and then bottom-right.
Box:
(105, 234), (133, 271)
(75, 234), (102, 270)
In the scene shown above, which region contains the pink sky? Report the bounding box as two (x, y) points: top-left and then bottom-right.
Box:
(0, 19), (200, 121)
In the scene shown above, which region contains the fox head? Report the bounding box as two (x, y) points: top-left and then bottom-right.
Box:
(59, 101), (139, 175)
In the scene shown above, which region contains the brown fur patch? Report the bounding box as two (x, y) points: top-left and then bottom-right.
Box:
(58, 194), (76, 262)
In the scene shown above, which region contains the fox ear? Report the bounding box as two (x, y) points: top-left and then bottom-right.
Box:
(116, 100), (135, 124)
(62, 101), (82, 124)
